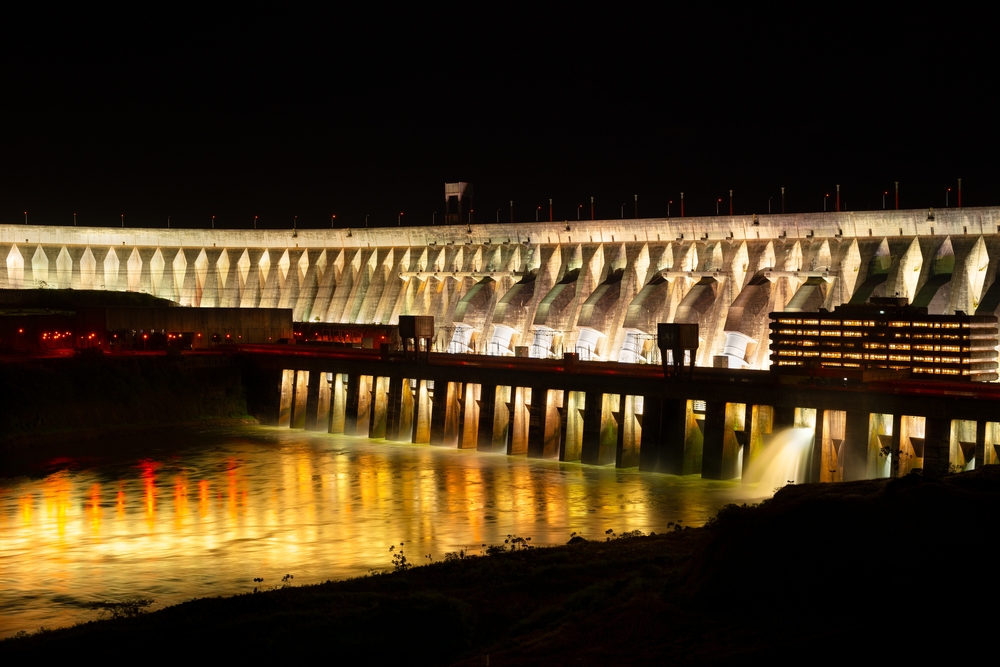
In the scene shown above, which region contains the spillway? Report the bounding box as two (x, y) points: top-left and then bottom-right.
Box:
(3, 207), (999, 369)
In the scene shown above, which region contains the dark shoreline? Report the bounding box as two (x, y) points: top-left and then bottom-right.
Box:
(3, 465), (996, 664)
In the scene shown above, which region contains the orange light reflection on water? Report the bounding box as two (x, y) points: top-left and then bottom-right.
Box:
(0, 428), (743, 639)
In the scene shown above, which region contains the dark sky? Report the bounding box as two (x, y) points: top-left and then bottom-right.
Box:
(2, 10), (995, 230)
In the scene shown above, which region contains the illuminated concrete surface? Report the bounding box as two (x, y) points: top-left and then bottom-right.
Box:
(5, 207), (1000, 369)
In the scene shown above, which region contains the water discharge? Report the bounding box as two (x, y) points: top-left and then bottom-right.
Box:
(740, 427), (815, 497)
(0, 426), (748, 638)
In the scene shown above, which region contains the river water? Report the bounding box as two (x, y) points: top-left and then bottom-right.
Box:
(0, 426), (749, 637)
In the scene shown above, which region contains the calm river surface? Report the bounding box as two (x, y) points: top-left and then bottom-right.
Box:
(0, 426), (752, 637)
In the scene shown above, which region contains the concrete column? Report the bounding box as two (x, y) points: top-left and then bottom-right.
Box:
(303, 369), (322, 431)
(975, 420), (987, 469)
(369, 376), (389, 439)
(476, 384), (498, 452)
(561, 390), (585, 462)
(662, 398), (689, 474)
(291, 370), (309, 429)
(330, 373), (346, 433)
(278, 368), (294, 427)
(923, 417), (951, 478)
(384, 375), (404, 441)
(459, 383), (479, 449)
(843, 410), (871, 481)
(344, 374), (370, 436)
(429, 380), (448, 446)
(810, 409), (826, 483)
(616, 395), (642, 469)
(889, 413), (902, 478)
(443, 382), (463, 448)
(736, 402), (754, 478)
(701, 401), (728, 480)
(638, 395), (663, 472)
(526, 386), (551, 459)
(554, 390), (569, 460)
(581, 392), (616, 465)
(317, 372), (332, 432)
(508, 387), (530, 456)
(414, 380), (431, 444)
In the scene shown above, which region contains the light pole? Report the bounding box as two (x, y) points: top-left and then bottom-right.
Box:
(365, 214), (369, 228)
(768, 197), (772, 213)
(121, 214), (124, 228)
(398, 212), (403, 226)
(254, 215), (258, 229)
(634, 194), (638, 219)
(946, 188), (951, 207)
(823, 194), (829, 212)
(590, 196), (594, 220)
(331, 214), (336, 228)
(496, 208), (501, 222)
(577, 204), (582, 220)
(621, 203), (625, 219)
(24, 211), (27, 225)
(432, 211), (437, 225)
(716, 198), (721, 215)
(536, 206), (540, 222)
(74, 213), (77, 226)
(667, 200), (672, 218)
(882, 192), (887, 210)
(212, 215), (215, 229)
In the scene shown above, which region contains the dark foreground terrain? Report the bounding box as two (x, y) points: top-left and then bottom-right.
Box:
(3, 465), (996, 664)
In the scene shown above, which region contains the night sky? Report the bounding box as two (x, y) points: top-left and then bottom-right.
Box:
(3, 10), (995, 230)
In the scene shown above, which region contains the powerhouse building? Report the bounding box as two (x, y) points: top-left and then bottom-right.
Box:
(769, 298), (999, 381)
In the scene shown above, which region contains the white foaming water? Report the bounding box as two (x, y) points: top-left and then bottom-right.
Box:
(741, 427), (814, 497)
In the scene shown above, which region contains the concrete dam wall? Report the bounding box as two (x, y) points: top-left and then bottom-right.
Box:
(3, 207), (1000, 369)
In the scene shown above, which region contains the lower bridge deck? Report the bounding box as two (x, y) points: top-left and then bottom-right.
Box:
(235, 345), (1000, 482)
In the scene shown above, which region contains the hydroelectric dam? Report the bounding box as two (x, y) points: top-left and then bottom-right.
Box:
(3, 208), (999, 482)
